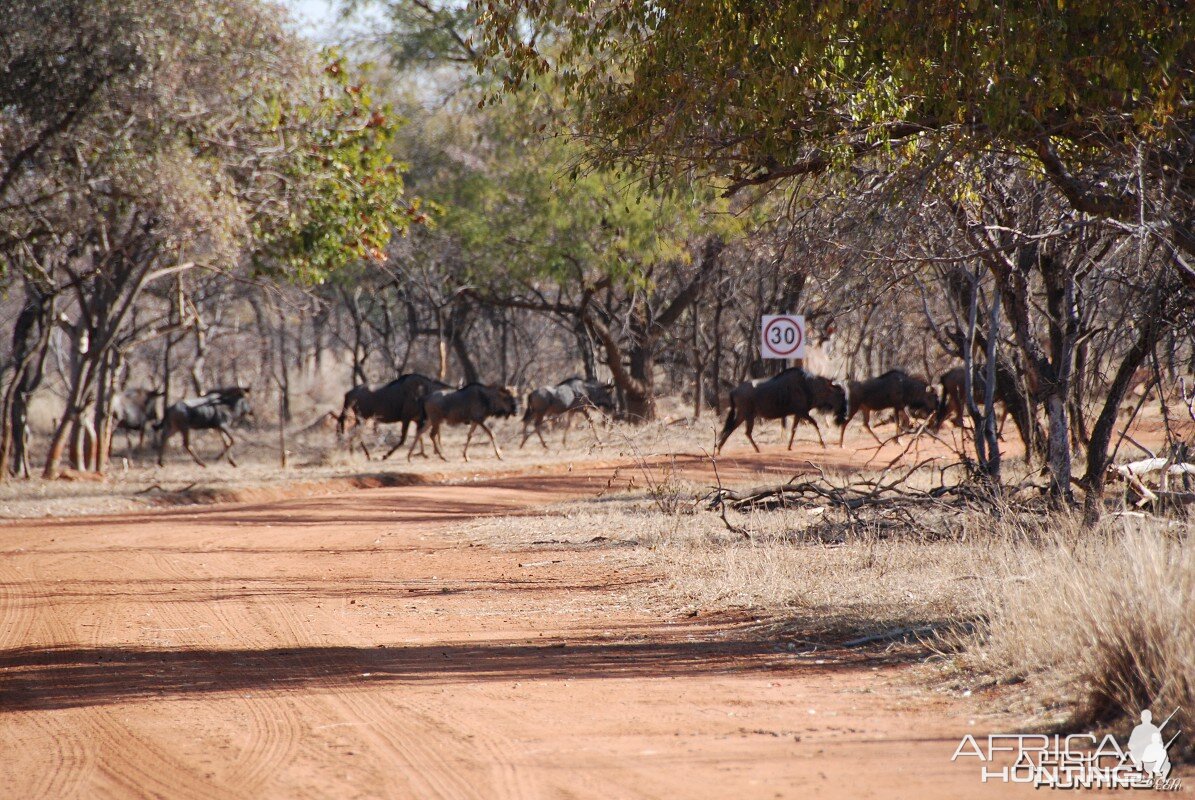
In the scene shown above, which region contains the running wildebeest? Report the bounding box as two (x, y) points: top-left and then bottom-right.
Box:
(111, 387), (163, 451)
(156, 386), (253, 467)
(520, 377), (616, 449)
(337, 373), (452, 459)
(715, 368), (846, 454)
(931, 365), (1009, 433)
(407, 383), (518, 462)
(836, 369), (937, 446)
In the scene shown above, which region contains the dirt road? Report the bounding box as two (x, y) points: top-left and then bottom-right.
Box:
(1, 460), (1039, 799)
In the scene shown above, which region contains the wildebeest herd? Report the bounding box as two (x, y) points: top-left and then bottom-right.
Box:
(111, 363), (1000, 467)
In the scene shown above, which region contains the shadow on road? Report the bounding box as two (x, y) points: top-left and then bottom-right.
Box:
(0, 629), (887, 712)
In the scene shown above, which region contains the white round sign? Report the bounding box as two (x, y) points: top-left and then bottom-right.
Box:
(760, 314), (806, 359)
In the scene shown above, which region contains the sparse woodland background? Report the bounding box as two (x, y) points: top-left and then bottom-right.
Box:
(2, 0), (1193, 518)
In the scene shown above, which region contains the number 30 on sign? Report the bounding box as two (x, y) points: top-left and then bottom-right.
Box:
(760, 314), (806, 359)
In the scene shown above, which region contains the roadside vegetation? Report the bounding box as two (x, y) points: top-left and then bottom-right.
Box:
(3, 0), (1193, 763)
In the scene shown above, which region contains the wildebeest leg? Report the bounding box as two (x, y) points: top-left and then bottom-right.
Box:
(714, 408), (740, 454)
(791, 414), (826, 449)
(157, 422), (174, 466)
(744, 415), (761, 453)
(560, 411), (574, 446)
(382, 438), (406, 460)
(215, 426), (237, 467)
(861, 409), (884, 445)
(359, 441), (372, 460)
(181, 429), (207, 468)
(381, 424), (408, 460)
(431, 422), (447, 461)
(463, 422), (475, 462)
(837, 408), (857, 447)
(405, 426), (425, 460)
(479, 421), (503, 460)
(787, 417), (802, 450)
(520, 412), (544, 449)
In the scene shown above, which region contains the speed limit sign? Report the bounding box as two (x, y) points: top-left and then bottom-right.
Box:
(761, 314), (806, 359)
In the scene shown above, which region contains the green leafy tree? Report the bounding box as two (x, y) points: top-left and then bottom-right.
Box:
(476, 1), (1192, 238)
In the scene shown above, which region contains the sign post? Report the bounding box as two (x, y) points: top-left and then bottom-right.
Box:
(760, 314), (806, 360)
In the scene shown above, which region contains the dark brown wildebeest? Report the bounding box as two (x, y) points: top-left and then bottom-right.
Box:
(407, 383), (519, 462)
(337, 373), (452, 458)
(111, 387), (163, 451)
(520, 377), (616, 449)
(715, 368), (846, 454)
(931, 366), (1009, 433)
(836, 369), (938, 446)
(156, 386), (253, 467)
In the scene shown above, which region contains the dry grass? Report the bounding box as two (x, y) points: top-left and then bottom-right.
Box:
(462, 486), (1002, 641)
(954, 512), (1194, 756)
(462, 467), (1194, 759)
(0, 401), (729, 518)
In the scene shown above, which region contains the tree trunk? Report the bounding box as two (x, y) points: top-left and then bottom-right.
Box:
(1041, 254), (1078, 504)
(690, 307), (703, 419)
(625, 338), (656, 421)
(1082, 315), (1160, 521)
(448, 310), (479, 384)
(0, 285), (54, 479)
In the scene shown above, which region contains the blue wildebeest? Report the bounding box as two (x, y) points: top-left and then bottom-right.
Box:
(836, 369), (938, 446)
(111, 387), (163, 451)
(931, 365), (1009, 434)
(715, 368), (846, 454)
(520, 377), (616, 449)
(407, 383), (518, 462)
(157, 386), (253, 467)
(337, 373), (453, 459)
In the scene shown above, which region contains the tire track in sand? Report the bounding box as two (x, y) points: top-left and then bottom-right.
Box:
(62, 552), (237, 800)
(265, 584), (497, 800)
(0, 558), (98, 799)
(190, 553), (304, 797)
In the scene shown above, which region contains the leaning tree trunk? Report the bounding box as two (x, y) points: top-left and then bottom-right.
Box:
(1082, 310), (1163, 521)
(44, 354), (96, 477)
(0, 286), (54, 479)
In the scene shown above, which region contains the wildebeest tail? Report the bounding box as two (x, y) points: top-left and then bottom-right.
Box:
(833, 382), (850, 426)
(719, 397), (738, 440)
(336, 393), (355, 436)
(521, 394), (535, 424)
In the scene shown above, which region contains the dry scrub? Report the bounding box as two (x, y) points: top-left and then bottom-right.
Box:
(463, 479), (1194, 757)
(956, 513), (1193, 757)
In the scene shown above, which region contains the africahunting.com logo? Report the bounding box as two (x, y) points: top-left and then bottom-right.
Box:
(952, 708), (1183, 790)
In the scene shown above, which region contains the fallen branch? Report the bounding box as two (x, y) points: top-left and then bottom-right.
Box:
(1108, 459), (1195, 507)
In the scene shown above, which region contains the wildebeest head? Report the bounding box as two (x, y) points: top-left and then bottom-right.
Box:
(907, 383), (938, 418)
(217, 385), (254, 424)
(806, 374), (846, 419)
(484, 385), (518, 418)
(587, 381), (616, 411)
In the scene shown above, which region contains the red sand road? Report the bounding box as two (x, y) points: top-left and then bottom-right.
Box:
(1, 454), (1053, 799)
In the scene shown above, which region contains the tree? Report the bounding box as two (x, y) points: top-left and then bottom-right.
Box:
(477, 1), (1194, 260)
(476, 0), (1195, 501)
(0, 0), (415, 477)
